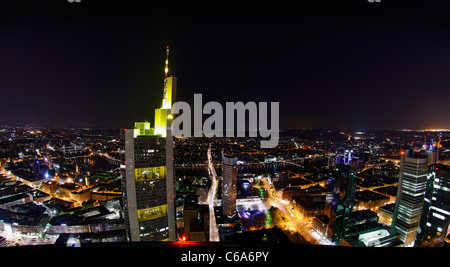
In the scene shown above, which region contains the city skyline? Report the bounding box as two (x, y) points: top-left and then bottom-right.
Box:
(1, 120), (449, 247)
(2, 1), (450, 130)
(3, 0), (450, 255)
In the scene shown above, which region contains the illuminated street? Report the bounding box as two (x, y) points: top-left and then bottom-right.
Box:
(255, 175), (334, 246)
(207, 145), (220, 242)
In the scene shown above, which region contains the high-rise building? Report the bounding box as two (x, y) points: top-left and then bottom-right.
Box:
(416, 162), (450, 246)
(324, 164), (357, 245)
(392, 149), (437, 246)
(343, 149), (354, 165)
(222, 153), (238, 220)
(120, 46), (176, 241)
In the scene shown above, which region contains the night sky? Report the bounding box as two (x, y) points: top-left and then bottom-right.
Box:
(2, 0), (450, 130)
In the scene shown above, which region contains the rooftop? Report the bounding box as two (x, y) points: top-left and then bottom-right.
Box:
(230, 227), (292, 246)
(184, 194), (198, 211)
(355, 190), (389, 202)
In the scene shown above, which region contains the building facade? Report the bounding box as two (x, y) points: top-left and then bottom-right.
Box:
(392, 149), (437, 246)
(121, 129), (169, 241)
(120, 46), (176, 242)
(324, 164), (357, 245)
(416, 163), (450, 246)
(222, 154), (238, 220)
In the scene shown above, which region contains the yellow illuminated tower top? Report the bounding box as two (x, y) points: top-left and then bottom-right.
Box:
(134, 45), (176, 138)
(154, 45), (176, 137)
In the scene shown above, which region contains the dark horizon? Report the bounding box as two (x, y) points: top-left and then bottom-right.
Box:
(2, 0), (450, 130)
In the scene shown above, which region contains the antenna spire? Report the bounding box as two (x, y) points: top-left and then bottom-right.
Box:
(164, 45), (170, 78)
(162, 45), (170, 102)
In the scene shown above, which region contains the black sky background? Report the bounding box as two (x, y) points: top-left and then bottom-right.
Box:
(2, 0), (450, 130)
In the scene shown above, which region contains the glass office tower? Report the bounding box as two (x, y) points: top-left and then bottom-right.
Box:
(392, 149), (437, 246)
(324, 164), (357, 245)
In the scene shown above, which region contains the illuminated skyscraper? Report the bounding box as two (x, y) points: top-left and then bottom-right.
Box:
(155, 46), (177, 137)
(120, 46), (176, 241)
(416, 162), (450, 246)
(324, 164), (357, 245)
(392, 149), (437, 247)
(222, 153), (238, 220)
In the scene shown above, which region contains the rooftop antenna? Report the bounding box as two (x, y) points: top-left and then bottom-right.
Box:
(162, 45), (170, 102)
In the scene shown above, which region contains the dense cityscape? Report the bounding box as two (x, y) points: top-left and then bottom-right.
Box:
(1, 125), (449, 247)
(2, 0), (450, 257)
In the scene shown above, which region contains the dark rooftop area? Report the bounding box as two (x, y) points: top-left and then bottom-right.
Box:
(229, 227), (292, 246)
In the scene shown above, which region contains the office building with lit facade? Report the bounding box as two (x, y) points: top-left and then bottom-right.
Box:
(120, 46), (176, 241)
(222, 153), (238, 220)
(392, 149), (437, 246)
(416, 163), (450, 246)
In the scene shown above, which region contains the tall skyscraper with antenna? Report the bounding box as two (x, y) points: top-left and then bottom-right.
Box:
(155, 46), (177, 137)
(120, 46), (176, 241)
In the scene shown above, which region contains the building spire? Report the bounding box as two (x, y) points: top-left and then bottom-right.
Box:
(162, 45), (170, 103)
(164, 45), (169, 78)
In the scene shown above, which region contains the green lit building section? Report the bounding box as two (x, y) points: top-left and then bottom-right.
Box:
(154, 108), (168, 137)
(134, 121), (154, 137)
(135, 75), (174, 138)
(161, 76), (175, 109)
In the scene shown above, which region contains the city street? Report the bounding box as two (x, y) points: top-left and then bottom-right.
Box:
(258, 176), (335, 246)
(207, 145), (220, 242)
